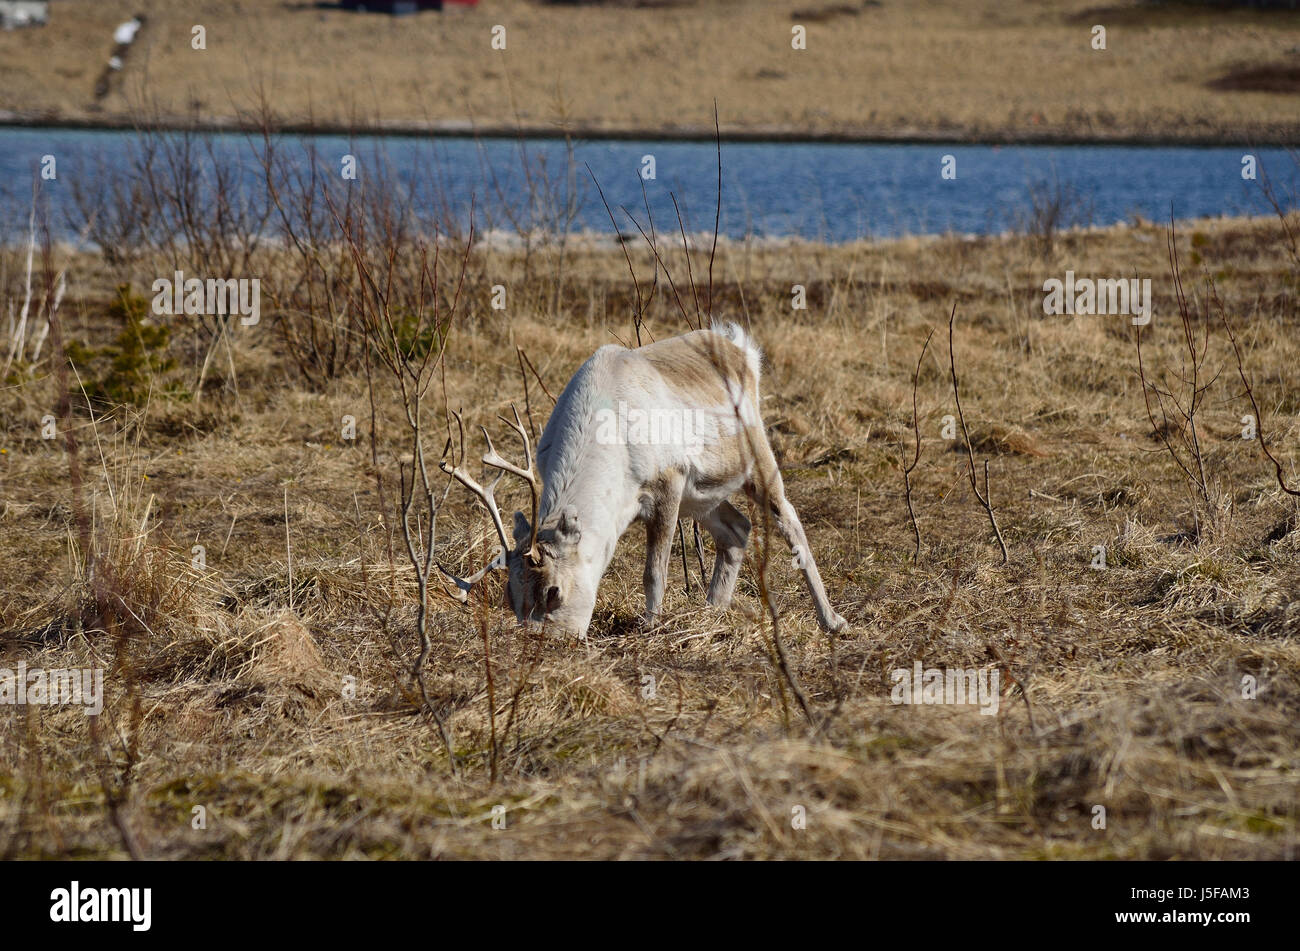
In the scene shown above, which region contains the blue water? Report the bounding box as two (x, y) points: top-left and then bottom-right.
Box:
(0, 127), (1295, 243)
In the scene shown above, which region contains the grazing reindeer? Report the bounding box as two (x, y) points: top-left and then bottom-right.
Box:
(441, 323), (847, 637)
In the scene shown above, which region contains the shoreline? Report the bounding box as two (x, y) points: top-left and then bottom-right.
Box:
(2, 112), (1298, 148)
(9, 216), (1284, 259)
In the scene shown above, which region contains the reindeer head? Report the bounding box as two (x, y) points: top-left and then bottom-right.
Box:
(503, 504), (596, 633)
(440, 407), (596, 636)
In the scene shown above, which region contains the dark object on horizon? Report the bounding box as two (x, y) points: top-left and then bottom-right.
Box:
(1207, 62), (1300, 94)
(790, 4), (863, 22)
(1143, 1), (1300, 8)
(539, 0), (693, 6)
(339, 0), (446, 12)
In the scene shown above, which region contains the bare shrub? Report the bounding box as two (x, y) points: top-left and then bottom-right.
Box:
(1018, 167), (1093, 257)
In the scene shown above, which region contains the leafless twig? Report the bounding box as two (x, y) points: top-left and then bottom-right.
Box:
(902, 327), (935, 563)
(947, 303), (1008, 564)
(1214, 278), (1300, 499)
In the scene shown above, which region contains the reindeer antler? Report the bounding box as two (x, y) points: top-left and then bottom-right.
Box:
(439, 405), (542, 601)
(482, 404), (540, 564)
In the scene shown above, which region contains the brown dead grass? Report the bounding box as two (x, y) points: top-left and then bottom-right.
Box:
(1, 214), (1299, 859)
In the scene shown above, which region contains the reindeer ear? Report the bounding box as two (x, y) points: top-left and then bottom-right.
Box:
(557, 506), (581, 542)
(513, 511), (531, 545)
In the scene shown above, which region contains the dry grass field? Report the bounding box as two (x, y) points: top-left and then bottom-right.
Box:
(2, 0), (1300, 141)
(1, 204), (1298, 859)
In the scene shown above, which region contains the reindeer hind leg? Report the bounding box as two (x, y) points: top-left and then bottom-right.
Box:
(699, 500), (750, 609)
(744, 449), (847, 633)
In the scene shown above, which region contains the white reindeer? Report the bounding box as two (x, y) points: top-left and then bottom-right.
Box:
(440, 323), (847, 637)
